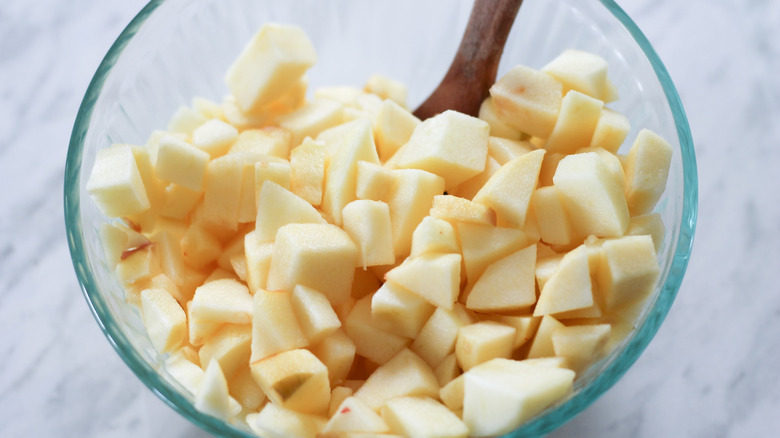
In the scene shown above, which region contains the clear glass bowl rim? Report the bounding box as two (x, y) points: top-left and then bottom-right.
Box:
(63, 0), (698, 436)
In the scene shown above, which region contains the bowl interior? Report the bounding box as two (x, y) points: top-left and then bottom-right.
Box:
(65, 0), (696, 436)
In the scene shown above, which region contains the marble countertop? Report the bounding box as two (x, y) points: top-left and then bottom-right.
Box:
(1, 0), (778, 436)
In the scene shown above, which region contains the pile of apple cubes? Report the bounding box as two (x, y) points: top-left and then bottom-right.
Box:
(87, 23), (672, 438)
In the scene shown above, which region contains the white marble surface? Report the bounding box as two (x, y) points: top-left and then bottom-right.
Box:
(1, 0), (778, 437)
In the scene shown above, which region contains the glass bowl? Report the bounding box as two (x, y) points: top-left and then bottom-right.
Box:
(64, 0), (697, 436)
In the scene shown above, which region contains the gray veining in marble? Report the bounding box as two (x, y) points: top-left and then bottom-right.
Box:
(1, 0), (779, 436)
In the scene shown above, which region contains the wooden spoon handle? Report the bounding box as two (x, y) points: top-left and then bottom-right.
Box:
(414, 0), (523, 120)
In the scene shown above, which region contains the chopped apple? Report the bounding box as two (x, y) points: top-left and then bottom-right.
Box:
(250, 288), (308, 362)
(228, 364), (266, 411)
(589, 108), (630, 153)
(291, 285), (342, 344)
(596, 235), (660, 309)
(473, 149), (545, 227)
(244, 231), (273, 293)
(542, 49), (610, 100)
(396, 110), (489, 190)
(544, 90), (603, 155)
(553, 151), (629, 237)
(190, 278), (253, 325)
(478, 96), (523, 140)
(255, 181), (326, 242)
(192, 118), (238, 158)
(551, 324), (611, 373)
(309, 329), (357, 387)
(86, 143), (150, 217)
(355, 160), (398, 202)
(382, 396), (468, 438)
(456, 222), (528, 284)
(439, 374), (465, 413)
(526, 314), (566, 359)
(168, 105), (208, 136)
(452, 155), (501, 201)
(290, 137), (327, 206)
(342, 200), (395, 268)
(409, 216), (459, 258)
(487, 136), (535, 165)
(226, 23), (317, 114)
(373, 99), (420, 161)
(456, 321), (516, 371)
(251, 348), (330, 415)
(343, 294), (409, 365)
(532, 185), (574, 246)
(429, 194), (496, 226)
(267, 223), (358, 306)
(489, 65), (563, 138)
(371, 281), (435, 339)
(328, 386), (353, 417)
(278, 99), (345, 147)
(115, 245), (157, 286)
(534, 245), (593, 316)
(354, 349), (439, 410)
(626, 213), (665, 252)
(180, 223), (222, 270)
(384, 253), (461, 310)
(198, 323), (252, 379)
(365, 74), (408, 107)
(155, 135), (210, 191)
(195, 359), (233, 419)
(466, 244), (537, 313)
(386, 169), (446, 258)
(231, 127), (291, 158)
(410, 307), (466, 369)
(140, 288), (187, 353)
(462, 358), (575, 436)
(246, 400), (327, 438)
(624, 129), (673, 215)
(321, 396), (390, 435)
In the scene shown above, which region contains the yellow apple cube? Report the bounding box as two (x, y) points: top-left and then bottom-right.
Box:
(589, 108), (630, 153)
(372, 99), (420, 161)
(267, 223), (358, 305)
(371, 281), (435, 339)
(553, 151), (629, 237)
(355, 160), (398, 202)
(86, 144), (150, 217)
(551, 324), (611, 373)
(384, 253), (461, 310)
(226, 23), (317, 114)
(456, 222), (529, 284)
(244, 231), (274, 293)
(291, 285), (342, 343)
(251, 348), (330, 415)
(466, 244), (537, 313)
(597, 235), (660, 309)
(195, 360), (233, 419)
(456, 321), (516, 371)
(624, 129), (673, 215)
(255, 181), (326, 242)
(290, 137), (327, 206)
(180, 223), (221, 269)
(343, 294), (409, 365)
(250, 288), (308, 362)
(387, 169), (446, 258)
(365, 74), (408, 107)
(354, 349), (439, 410)
(544, 90), (604, 155)
(542, 49), (610, 100)
(410, 307), (466, 369)
(198, 323), (252, 379)
(190, 278), (253, 325)
(453, 155), (501, 201)
(168, 105), (208, 136)
(526, 314), (566, 359)
(396, 110), (489, 190)
(532, 185), (574, 246)
(489, 65), (563, 138)
(192, 118), (238, 158)
(230, 127), (292, 159)
(626, 213), (665, 252)
(227, 364), (266, 410)
(534, 245), (593, 316)
(140, 288), (186, 353)
(155, 135), (210, 191)
(487, 137), (535, 165)
(473, 149), (545, 227)
(309, 329), (356, 387)
(478, 96), (523, 140)
(342, 200), (395, 268)
(430, 194), (496, 226)
(278, 99), (345, 147)
(409, 216), (459, 258)
(381, 396), (468, 438)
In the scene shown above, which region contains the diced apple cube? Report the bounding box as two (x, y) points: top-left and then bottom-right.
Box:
(534, 245), (593, 316)
(372, 99), (420, 161)
(526, 314), (566, 359)
(371, 281), (435, 339)
(553, 151), (629, 237)
(491, 315), (541, 349)
(190, 278), (253, 325)
(246, 398), (327, 438)
(291, 285), (342, 343)
(365, 74), (408, 107)
(478, 97), (523, 140)
(624, 129), (673, 215)
(228, 364), (266, 410)
(310, 329), (357, 387)
(192, 118), (238, 158)
(551, 324), (611, 373)
(230, 127), (292, 159)
(250, 288), (308, 362)
(322, 396), (390, 435)
(251, 348), (331, 415)
(319, 118), (380, 225)
(180, 223), (222, 269)
(354, 349), (439, 411)
(168, 105), (208, 136)
(626, 213), (665, 252)
(267, 223), (358, 306)
(462, 358), (574, 436)
(487, 137), (535, 165)
(434, 353), (460, 386)
(466, 244), (537, 313)
(472, 148), (545, 228)
(382, 396), (468, 438)
(255, 181), (326, 242)
(202, 153), (246, 230)
(544, 90), (604, 155)
(489, 65), (563, 138)
(290, 137), (327, 206)
(278, 99), (345, 147)
(456, 321), (516, 371)
(244, 231), (273, 293)
(355, 160), (398, 202)
(140, 288), (186, 353)
(410, 307), (465, 369)
(452, 155), (501, 201)
(343, 294), (409, 365)
(226, 23), (317, 114)
(387, 169), (446, 258)
(409, 216), (459, 258)
(456, 222), (529, 284)
(396, 110), (489, 190)
(198, 323), (252, 379)
(542, 49), (610, 100)
(597, 235), (660, 309)
(589, 108), (630, 153)
(384, 253), (461, 310)
(155, 135), (210, 191)
(195, 360), (233, 419)
(342, 200), (395, 268)
(532, 185), (574, 246)
(221, 95), (269, 131)
(86, 144), (151, 217)
(159, 183), (200, 220)
(430, 194), (496, 226)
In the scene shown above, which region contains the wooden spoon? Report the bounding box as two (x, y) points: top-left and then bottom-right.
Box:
(414, 0), (524, 120)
